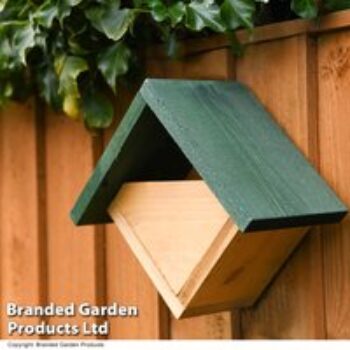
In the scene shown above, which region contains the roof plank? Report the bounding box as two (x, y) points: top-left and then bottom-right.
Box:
(71, 79), (347, 232)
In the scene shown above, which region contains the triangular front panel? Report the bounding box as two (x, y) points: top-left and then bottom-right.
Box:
(108, 181), (233, 297)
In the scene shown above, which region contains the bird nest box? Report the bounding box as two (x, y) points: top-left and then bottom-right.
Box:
(71, 79), (347, 319)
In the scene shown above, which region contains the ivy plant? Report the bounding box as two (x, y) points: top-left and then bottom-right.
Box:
(0, 0), (342, 128)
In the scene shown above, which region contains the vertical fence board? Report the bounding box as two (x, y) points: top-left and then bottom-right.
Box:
(318, 31), (350, 339)
(147, 48), (239, 340)
(236, 35), (325, 339)
(170, 313), (234, 340)
(45, 112), (105, 339)
(0, 102), (44, 339)
(104, 88), (169, 339)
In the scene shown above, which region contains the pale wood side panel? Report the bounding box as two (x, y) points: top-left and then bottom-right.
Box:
(45, 112), (105, 339)
(0, 102), (45, 339)
(318, 31), (350, 339)
(186, 227), (307, 311)
(236, 35), (325, 339)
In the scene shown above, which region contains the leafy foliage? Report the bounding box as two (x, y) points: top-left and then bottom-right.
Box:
(291, 0), (317, 19)
(0, 0), (343, 128)
(221, 0), (256, 30)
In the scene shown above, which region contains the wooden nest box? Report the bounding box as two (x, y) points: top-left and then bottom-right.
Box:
(71, 79), (347, 319)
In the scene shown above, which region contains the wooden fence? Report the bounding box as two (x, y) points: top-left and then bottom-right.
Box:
(1, 9), (350, 340)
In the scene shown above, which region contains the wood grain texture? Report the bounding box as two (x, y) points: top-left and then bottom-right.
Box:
(72, 78), (346, 230)
(184, 227), (307, 313)
(140, 78), (345, 231)
(318, 31), (350, 339)
(147, 49), (234, 79)
(107, 181), (235, 318)
(237, 35), (327, 339)
(108, 180), (309, 319)
(45, 112), (105, 339)
(110, 181), (230, 296)
(170, 313), (234, 339)
(105, 223), (169, 339)
(104, 88), (169, 339)
(0, 102), (45, 339)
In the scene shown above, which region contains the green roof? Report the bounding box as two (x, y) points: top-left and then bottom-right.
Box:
(71, 79), (347, 232)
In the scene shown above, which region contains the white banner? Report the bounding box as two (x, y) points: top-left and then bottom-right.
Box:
(0, 340), (350, 350)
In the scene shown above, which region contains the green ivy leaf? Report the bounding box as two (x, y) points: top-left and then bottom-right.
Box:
(58, 56), (88, 118)
(82, 87), (114, 128)
(54, 54), (66, 75)
(31, 0), (82, 27)
(58, 56), (88, 97)
(169, 2), (186, 27)
(66, 0), (82, 5)
(149, 0), (168, 22)
(149, 0), (185, 26)
(37, 62), (62, 110)
(220, 0), (255, 30)
(0, 0), (8, 12)
(58, 0), (83, 23)
(97, 42), (131, 93)
(291, 0), (317, 19)
(68, 35), (90, 55)
(1, 0), (326, 131)
(63, 94), (80, 119)
(32, 0), (58, 28)
(185, 0), (226, 32)
(86, 1), (136, 41)
(0, 81), (12, 105)
(0, 28), (11, 70)
(11, 22), (36, 65)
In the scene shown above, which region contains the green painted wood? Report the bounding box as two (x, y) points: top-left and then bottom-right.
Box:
(71, 93), (191, 225)
(71, 79), (347, 232)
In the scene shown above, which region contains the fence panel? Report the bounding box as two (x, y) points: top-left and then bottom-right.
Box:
(45, 112), (105, 339)
(236, 35), (325, 339)
(1, 16), (350, 340)
(318, 30), (350, 339)
(0, 102), (44, 339)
